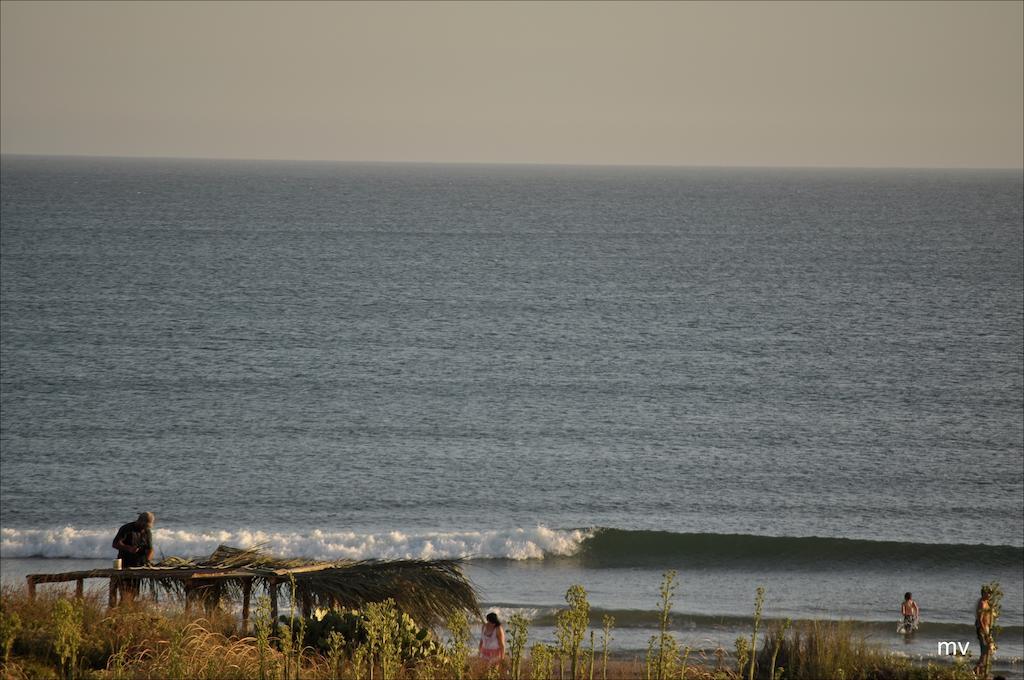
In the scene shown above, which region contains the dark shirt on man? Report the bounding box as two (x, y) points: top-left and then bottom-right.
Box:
(113, 522), (152, 567)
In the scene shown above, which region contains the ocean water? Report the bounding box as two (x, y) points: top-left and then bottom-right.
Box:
(1, 156), (1022, 669)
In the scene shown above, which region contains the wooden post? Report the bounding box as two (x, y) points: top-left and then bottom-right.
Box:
(184, 580), (193, 614)
(269, 579), (279, 629)
(26, 576), (36, 600)
(75, 578), (84, 598)
(300, 590), (312, 619)
(109, 577), (118, 608)
(203, 583), (220, 615)
(241, 578), (253, 630)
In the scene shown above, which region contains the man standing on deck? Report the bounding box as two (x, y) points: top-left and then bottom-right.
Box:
(112, 512), (155, 566)
(112, 512), (154, 601)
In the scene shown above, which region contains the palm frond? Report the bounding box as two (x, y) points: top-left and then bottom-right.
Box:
(291, 558), (479, 625)
(146, 545), (479, 625)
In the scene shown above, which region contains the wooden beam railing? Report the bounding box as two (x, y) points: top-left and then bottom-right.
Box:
(26, 565), (344, 627)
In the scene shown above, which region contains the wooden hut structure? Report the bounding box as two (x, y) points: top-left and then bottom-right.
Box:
(26, 545), (480, 628)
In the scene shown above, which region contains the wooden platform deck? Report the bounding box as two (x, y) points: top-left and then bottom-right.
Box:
(25, 564), (338, 625)
(24, 546), (480, 631)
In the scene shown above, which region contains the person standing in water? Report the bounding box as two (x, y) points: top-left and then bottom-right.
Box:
(975, 586), (995, 676)
(900, 592), (920, 632)
(479, 612), (505, 664)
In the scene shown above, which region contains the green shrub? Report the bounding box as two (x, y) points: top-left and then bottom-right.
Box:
(747, 586), (765, 680)
(530, 643), (555, 680)
(1, 607), (22, 666)
(52, 598), (83, 680)
(599, 615), (614, 680)
(556, 584), (590, 680)
(507, 613), (530, 680)
(645, 571), (678, 680)
(445, 610), (471, 680)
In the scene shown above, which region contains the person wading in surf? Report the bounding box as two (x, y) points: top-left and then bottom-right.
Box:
(900, 592), (920, 631)
(974, 586), (995, 676)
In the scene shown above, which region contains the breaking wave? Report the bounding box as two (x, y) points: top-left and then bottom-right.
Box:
(0, 526), (590, 561)
(3, 526), (1020, 569)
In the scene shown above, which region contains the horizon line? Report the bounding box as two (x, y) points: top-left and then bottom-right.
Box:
(1, 151), (1022, 172)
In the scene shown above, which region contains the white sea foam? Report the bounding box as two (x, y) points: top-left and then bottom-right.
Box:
(478, 605), (549, 622)
(0, 525), (590, 561)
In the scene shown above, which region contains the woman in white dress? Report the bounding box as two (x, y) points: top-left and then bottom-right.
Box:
(479, 612), (506, 664)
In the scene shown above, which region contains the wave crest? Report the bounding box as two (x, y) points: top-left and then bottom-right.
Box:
(0, 526), (591, 561)
(4, 526), (1020, 568)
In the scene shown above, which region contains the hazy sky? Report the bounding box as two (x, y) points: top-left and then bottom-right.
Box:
(2, 1), (1022, 167)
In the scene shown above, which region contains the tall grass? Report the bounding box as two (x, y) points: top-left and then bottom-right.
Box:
(753, 619), (936, 680)
(529, 643), (554, 680)
(745, 586), (764, 680)
(645, 570), (679, 680)
(506, 612), (529, 680)
(599, 615), (614, 680)
(1, 607), (22, 668)
(326, 630), (346, 679)
(254, 596), (275, 680)
(766, 617), (790, 680)
(0, 579), (995, 680)
(445, 609), (471, 680)
(52, 597), (83, 679)
(556, 584), (590, 680)
(363, 600), (403, 680)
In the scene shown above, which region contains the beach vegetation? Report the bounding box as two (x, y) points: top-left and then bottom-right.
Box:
(678, 645), (691, 680)
(165, 620), (189, 680)
(1, 607), (21, 667)
(528, 642), (554, 680)
(325, 630), (345, 679)
(599, 615), (614, 680)
(105, 628), (133, 680)
(255, 596), (275, 680)
(0, 574), (1002, 680)
(278, 575), (305, 680)
(645, 570), (679, 680)
(506, 613), (529, 680)
(52, 597), (84, 680)
(585, 630), (595, 680)
(750, 618), (982, 680)
(745, 586), (764, 680)
(445, 609), (472, 680)
(733, 637), (749, 680)
(766, 617), (790, 680)
(556, 584), (590, 680)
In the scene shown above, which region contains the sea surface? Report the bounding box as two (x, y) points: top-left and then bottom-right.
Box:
(1, 156), (1022, 671)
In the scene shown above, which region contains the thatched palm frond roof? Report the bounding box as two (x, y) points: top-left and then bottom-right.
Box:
(292, 558), (480, 626)
(150, 545), (480, 626)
